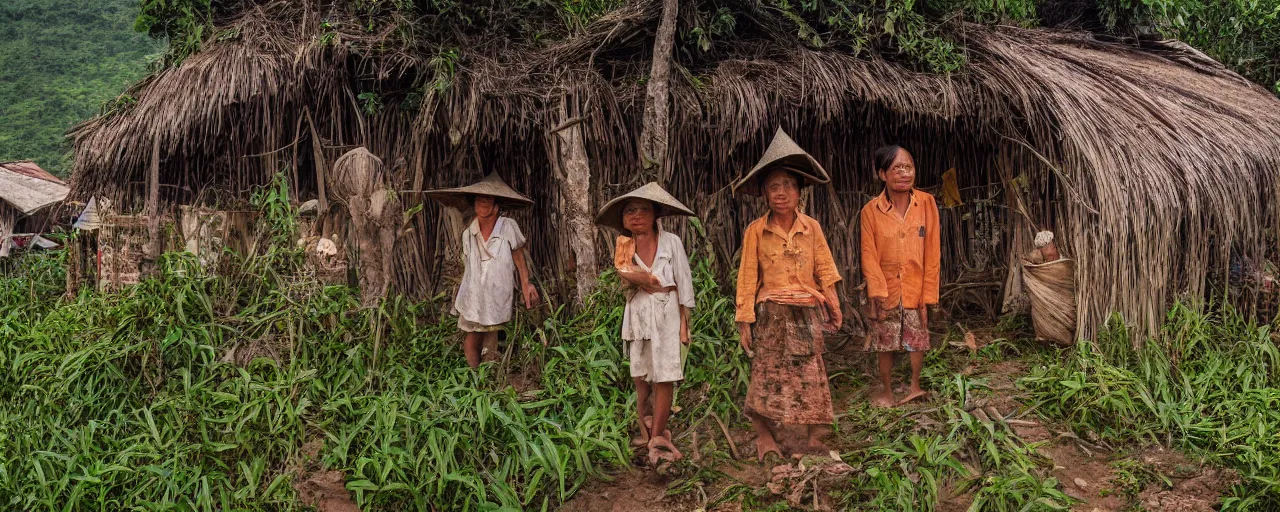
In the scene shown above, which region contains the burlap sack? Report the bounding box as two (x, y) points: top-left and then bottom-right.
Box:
(1022, 258), (1077, 345)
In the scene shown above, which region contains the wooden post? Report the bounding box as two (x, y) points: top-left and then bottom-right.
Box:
(305, 108), (329, 213)
(143, 137), (162, 268)
(638, 0), (679, 181)
(550, 94), (598, 305)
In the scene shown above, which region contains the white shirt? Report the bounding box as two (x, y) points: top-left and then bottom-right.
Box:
(622, 230), (696, 343)
(452, 217), (526, 326)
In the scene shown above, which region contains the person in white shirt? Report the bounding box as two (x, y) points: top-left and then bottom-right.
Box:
(426, 174), (539, 368)
(596, 182), (696, 465)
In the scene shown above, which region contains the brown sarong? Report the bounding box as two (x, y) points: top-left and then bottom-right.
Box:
(745, 302), (835, 425)
(866, 306), (930, 353)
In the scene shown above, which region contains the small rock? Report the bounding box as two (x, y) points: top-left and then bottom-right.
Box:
(1074, 477), (1090, 489)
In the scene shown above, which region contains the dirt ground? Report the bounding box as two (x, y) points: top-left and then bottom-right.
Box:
(559, 330), (1237, 512)
(290, 439), (362, 512)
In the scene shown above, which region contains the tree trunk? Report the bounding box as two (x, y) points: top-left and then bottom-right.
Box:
(638, 0), (679, 181)
(549, 94), (598, 306)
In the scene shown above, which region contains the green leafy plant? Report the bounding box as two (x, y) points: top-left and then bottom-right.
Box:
(1021, 303), (1280, 510)
(135, 0), (213, 67)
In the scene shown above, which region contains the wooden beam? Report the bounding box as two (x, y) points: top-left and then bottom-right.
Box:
(143, 136), (162, 266)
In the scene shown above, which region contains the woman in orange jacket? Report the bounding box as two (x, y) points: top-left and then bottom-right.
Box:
(860, 145), (941, 407)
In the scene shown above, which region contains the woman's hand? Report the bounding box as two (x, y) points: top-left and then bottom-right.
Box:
(638, 277), (666, 294)
(522, 282), (539, 309)
(920, 306), (929, 333)
(680, 306), (692, 346)
(823, 301), (843, 332)
(619, 269), (664, 293)
(737, 322), (753, 358)
(870, 295), (890, 320)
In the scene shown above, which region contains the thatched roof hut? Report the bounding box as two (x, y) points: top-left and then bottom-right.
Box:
(68, 1), (1280, 340)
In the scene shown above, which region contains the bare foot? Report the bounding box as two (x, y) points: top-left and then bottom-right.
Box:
(650, 435), (680, 460)
(755, 435), (783, 463)
(897, 388), (929, 405)
(633, 416), (652, 447)
(871, 389), (896, 408)
(647, 436), (682, 466)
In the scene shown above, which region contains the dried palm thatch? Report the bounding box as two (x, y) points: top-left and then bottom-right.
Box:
(66, 1), (1280, 342)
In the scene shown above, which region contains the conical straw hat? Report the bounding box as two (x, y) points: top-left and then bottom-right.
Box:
(731, 127), (831, 196)
(595, 182), (695, 234)
(424, 173), (534, 211)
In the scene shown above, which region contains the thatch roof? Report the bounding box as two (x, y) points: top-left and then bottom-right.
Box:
(0, 161), (68, 215)
(66, 1), (1280, 340)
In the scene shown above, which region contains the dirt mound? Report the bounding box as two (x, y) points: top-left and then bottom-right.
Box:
(220, 336), (289, 367)
(558, 470), (695, 512)
(766, 455), (856, 510)
(1137, 450), (1239, 512)
(289, 439), (361, 512)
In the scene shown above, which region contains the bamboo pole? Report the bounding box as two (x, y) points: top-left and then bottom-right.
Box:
(143, 137), (162, 272)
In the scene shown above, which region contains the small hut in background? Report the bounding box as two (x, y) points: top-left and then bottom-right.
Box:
(65, 1), (1280, 341)
(0, 161), (68, 257)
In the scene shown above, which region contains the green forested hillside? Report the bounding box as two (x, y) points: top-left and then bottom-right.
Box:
(0, 0), (160, 177)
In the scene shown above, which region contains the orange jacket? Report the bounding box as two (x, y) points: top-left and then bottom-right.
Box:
(860, 189), (941, 309)
(735, 212), (842, 323)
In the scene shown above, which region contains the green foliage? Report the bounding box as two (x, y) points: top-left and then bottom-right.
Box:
(826, 348), (1072, 511)
(1100, 0), (1280, 94)
(560, 0), (628, 30)
(0, 178), (748, 509)
(358, 91), (384, 116)
(1021, 303), (1280, 510)
(705, 0), (1038, 73)
(134, 0), (212, 67)
(0, 0), (160, 176)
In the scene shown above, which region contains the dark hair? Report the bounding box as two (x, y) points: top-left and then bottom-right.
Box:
(874, 145), (904, 173)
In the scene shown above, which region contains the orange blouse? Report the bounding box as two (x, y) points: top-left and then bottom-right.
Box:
(735, 212), (842, 323)
(859, 189), (941, 309)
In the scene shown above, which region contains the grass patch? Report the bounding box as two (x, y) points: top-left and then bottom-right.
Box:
(1021, 303), (1280, 511)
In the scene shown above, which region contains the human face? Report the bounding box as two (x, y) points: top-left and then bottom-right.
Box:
(622, 198), (656, 236)
(763, 169), (800, 216)
(473, 195), (499, 219)
(878, 148), (916, 193)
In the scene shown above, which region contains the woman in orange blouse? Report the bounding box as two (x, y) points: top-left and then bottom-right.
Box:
(860, 145), (941, 407)
(733, 128), (843, 460)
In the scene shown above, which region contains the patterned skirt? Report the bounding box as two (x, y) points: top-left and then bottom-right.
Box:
(745, 302), (835, 425)
(866, 306), (931, 352)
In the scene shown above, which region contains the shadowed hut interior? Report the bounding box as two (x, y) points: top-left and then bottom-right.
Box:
(67, 0), (1280, 342)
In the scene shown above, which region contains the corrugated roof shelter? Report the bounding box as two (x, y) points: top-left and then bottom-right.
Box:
(0, 161), (68, 257)
(0, 161), (68, 215)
